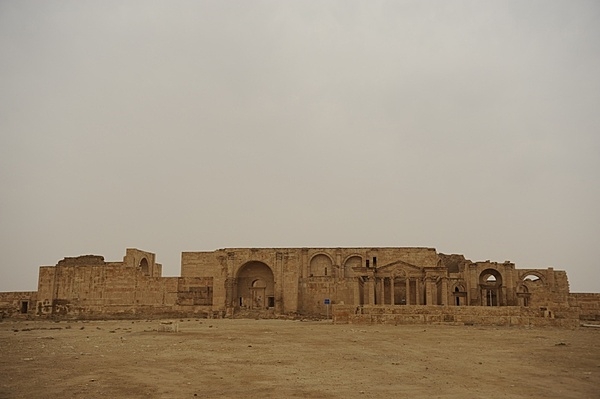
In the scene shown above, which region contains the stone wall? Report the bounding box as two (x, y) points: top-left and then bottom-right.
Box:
(298, 277), (356, 315)
(35, 250), (213, 318)
(181, 247), (440, 315)
(332, 304), (580, 328)
(0, 246), (595, 324)
(0, 291), (37, 318)
(569, 293), (600, 321)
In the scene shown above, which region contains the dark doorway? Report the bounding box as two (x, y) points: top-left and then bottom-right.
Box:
(486, 289), (498, 306)
(20, 301), (29, 314)
(268, 296), (275, 308)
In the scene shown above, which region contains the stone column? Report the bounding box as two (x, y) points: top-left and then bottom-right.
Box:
(405, 278), (411, 305)
(275, 252), (284, 313)
(226, 253), (235, 309)
(469, 264), (479, 306)
(390, 277), (395, 305)
(378, 278), (385, 305)
(505, 264), (515, 305)
(367, 277), (375, 305)
(224, 278), (235, 317)
(415, 279), (421, 305)
(425, 279), (434, 305)
(441, 277), (448, 306)
(301, 249), (308, 279)
(354, 278), (361, 305)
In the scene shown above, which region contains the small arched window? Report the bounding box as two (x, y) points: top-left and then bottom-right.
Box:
(139, 258), (149, 276)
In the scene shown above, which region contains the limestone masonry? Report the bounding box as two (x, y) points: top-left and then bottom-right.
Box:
(1, 247), (599, 326)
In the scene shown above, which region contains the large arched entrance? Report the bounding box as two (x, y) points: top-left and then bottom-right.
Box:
(235, 261), (275, 310)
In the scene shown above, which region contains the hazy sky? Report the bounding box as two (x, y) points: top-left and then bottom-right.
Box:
(1, 1), (599, 293)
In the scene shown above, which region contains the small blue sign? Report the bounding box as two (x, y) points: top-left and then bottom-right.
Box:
(324, 298), (331, 305)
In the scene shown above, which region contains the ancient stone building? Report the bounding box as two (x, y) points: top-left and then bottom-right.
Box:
(1, 247), (599, 326)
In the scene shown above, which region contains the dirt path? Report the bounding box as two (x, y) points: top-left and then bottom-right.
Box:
(1, 319), (599, 398)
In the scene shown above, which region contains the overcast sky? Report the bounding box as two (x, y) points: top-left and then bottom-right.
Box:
(1, 1), (599, 293)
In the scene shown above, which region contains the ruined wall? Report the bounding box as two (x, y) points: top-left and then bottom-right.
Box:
(333, 304), (580, 328)
(569, 293), (600, 321)
(298, 278), (356, 315)
(177, 277), (213, 306)
(298, 247), (437, 314)
(1, 246), (592, 322)
(180, 247), (440, 316)
(181, 250), (228, 313)
(179, 247), (577, 318)
(36, 251), (213, 318)
(181, 248), (303, 314)
(122, 248), (162, 277)
(0, 291), (37, 318)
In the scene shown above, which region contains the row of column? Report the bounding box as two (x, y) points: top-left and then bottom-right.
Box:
(366, 277), (424, 305)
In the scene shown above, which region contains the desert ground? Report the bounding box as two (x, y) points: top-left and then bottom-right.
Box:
(0, 318), (599, 399)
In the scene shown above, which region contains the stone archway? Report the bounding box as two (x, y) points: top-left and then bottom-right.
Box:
(479, 269), (503, 306)
(343, 255), (362, 278)
(453, 284), (467, 306)
(139, 258), (149, 276)
(309, 254), (333, 277)
(251, 279), (267, 309)
(235, 261), (275, 310)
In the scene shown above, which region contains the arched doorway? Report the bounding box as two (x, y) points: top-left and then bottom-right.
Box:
(479, 269), (503, 306)
(235, 261), (275, 310)
(453, 285), (466, 306)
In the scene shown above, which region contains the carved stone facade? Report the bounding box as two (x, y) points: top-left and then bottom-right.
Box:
(1, 247), (598, 325)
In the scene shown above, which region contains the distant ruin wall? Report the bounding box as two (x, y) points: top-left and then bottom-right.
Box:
(36, 277), (214, 318)
(1, 247), (596, 324)
(35, 258), (214, 318)
(569, 293), (600, 321)
(0, 291), (37, 318)
(298, 277), (356, 315)
(332, 304), (580, 328)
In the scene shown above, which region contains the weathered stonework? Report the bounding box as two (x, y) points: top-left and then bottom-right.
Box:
(1, 247), (598, 326)
(0, 291), (37, 318)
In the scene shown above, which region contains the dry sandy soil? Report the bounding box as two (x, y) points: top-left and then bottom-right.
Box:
(1, 318), (599, 399)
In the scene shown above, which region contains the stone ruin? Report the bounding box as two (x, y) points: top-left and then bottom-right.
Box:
(1, 247), (598, 326)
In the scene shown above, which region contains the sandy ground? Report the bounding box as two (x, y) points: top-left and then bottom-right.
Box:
(0, 318), (599, 399)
